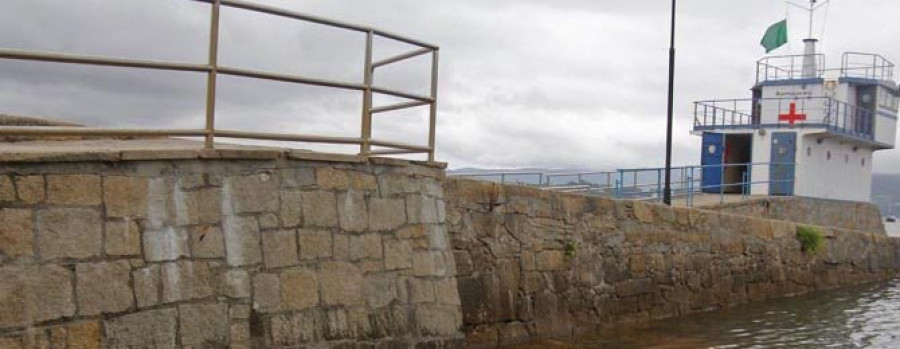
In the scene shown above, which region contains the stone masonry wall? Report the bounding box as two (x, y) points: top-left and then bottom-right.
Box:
(706, 197), (885, 234)
(444, 178), (900, 347)
(0, 155), (463, 348)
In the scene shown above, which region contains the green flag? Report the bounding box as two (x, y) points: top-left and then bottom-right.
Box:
(761, 20), (788, 53)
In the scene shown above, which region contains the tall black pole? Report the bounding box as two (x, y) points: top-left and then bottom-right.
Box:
(663, 0), (676, 206)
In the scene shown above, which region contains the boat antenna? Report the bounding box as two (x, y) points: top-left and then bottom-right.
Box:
(788, 0), (831, 40)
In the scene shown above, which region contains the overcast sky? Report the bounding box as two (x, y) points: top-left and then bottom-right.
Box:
(1, 0), (899, 173)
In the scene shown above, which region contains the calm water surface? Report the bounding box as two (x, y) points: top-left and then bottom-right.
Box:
(524, 282), (900, 348)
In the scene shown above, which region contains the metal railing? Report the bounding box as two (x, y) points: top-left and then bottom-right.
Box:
(0, 0), (440, 161)
(756, 54), (825, 83)
(841, 52), (895, 81)
(693, 97), (877, 142)
(450, 162), (796, 207)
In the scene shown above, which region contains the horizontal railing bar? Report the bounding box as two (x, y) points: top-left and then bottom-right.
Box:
(372, 48), (433, 69)
(0, 49), (211, 73)
(0, 126), (206, 137)
(213, 129), (362, 145)
(368, 149), (427, 155)
(371, 101), (430, 114)
(217, 66), (365, 91)
(192, 0), (438, 49)
(368, 139), (431, 152)
(373, 30), (438, 49)
(371, 87), (433, 103)
(452, 172), (544, 177)
(217, 0), (368, 33)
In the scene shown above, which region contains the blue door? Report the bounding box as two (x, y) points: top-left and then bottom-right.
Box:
(769, 132), (796, 196)
(701, 132), (724, 193)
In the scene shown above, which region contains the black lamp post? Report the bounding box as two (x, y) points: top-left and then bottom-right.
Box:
(663, 0), (676, 206)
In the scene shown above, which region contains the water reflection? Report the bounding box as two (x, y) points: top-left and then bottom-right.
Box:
(521, 280), (900, 348)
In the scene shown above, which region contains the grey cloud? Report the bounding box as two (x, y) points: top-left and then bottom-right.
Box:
(1, 0), (899, 174)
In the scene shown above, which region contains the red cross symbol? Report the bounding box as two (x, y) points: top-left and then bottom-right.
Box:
(779, 102), (807, 126)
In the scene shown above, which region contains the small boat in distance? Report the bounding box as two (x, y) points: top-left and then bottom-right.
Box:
(887, 216), (897, 223)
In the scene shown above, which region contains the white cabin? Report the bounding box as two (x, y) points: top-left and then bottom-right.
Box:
(692, 39), (898, 202)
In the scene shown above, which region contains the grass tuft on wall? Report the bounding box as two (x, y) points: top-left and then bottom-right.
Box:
(796, 225), (825, 254)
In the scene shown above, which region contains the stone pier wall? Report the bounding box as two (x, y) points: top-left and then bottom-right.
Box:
(705, 197), (885, 234)
(444, 178), (900, 347)
(0, 152), (462, 348)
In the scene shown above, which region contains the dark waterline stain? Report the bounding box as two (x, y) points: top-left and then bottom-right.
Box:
(519, 280), (900, 348)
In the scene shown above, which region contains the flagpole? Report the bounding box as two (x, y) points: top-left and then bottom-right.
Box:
(664, 0), (676, 206)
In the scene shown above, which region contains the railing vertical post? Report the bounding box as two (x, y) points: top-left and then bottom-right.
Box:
(686, 171), (693, 207)
(359, 31), (374, 157)
(203, 0), (222, 150)
(656, 169), (662, 203)
(427, 49), (440, 163)
(719, 163), (725, 205)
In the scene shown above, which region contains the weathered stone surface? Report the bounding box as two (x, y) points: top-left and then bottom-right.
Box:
(299, 230), (332, 260)
(263, 229), (299, 269)
(142, 227), (189, 262)
(0, 209), (32, 260)
(270, 310), (323, 345)
(103, 176), (148, 218)
(0, 175), (14, 202)
(535, 251), (565, 271)
(36, 208), (102, 260)
(133, 265), (160, 308)
(427, 225), (450, 251)
(301, 191), (337, 228)
(281, 190), (303, 228)
(179, 303), (228, 346)
(281, 267), (319, 310)
(65, 321), (101, 349)
(385, 240), (414, 270)
(281, 168), (316, 188)
(252, 273), (281, 313)
(224, 216), (262, 267)
(14, 175), (44, 204)
(104, 309), (177, 347)
(178, 174), (205, 190)
(338, 190), (368, 232)
(189, 225), (224, 259)
(316, 168), (377, 191)
(407, 195), (439, 224)
(224, 269), (251, 298)
(105, 220), (141, 256)
(415, 305), (462, 336)
(434, 278), (462, 306)
(226, 173), (279, 213)
(409, 278), (435, 304)
(230, 304), (251, 319)
(259, 213), (280, 229)
(413, 251), (448, 277)
(161, 261), (214, 303)
(175, 187), (222, 225)
(76, 261), (133, 316)
(364, 275), (397, 308)
(0, 265), (74, 328)
(368, 198), (406, 231)
(46, 174), (101, 206)
(350, 234), (383, 261)
(333, 234), (350, 260)
(320, 262), (363, 306)
(0, 337), (20, 348)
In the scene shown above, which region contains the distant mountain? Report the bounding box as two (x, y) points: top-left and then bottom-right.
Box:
(451, 167), (900, 217)
(873, 173), (900, 217)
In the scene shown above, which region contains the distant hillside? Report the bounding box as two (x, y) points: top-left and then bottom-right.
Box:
(873, 173), (900, 216)
(451, 167), (900, 217)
